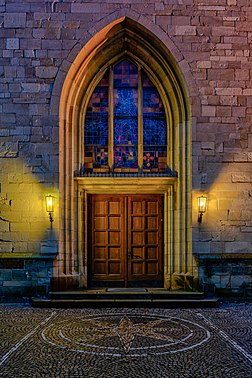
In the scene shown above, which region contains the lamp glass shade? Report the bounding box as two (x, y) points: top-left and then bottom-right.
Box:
(46, 195), (54, 213)
(198, 196), (206, 213)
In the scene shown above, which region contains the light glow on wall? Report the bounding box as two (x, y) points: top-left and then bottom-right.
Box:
(0, 158), (59, 254)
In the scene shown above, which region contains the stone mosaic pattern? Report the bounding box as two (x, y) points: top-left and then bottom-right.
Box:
(0, 303), (251, 377)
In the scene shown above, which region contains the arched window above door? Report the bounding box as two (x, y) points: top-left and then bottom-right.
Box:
(59, 17), (192, 290)
(83, 59), (174, 176)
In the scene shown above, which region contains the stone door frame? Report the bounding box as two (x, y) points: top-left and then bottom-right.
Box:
(56, 16), (195, 291)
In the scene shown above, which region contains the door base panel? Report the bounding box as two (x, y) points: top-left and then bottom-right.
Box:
(90, 280), (163, 288)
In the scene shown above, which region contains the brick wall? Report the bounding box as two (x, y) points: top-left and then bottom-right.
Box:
(0, 0), (251, 296)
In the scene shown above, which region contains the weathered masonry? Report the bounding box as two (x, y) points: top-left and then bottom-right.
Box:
(0, 0), (251, 300)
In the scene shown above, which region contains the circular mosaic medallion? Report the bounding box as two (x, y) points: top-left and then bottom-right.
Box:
(41, 313), (210, 357)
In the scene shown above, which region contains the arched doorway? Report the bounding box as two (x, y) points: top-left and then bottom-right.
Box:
(57, 17), (192, 291)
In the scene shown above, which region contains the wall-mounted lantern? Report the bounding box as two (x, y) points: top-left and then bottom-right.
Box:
(46, 195), (54, 223)
(198, 195), (207, 223)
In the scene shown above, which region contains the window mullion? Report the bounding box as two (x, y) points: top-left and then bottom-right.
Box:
(138, 66), (143, 172)
(108, 66), (114, 170)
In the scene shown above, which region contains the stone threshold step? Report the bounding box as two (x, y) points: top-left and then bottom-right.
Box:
(48, 290), (205, 300)
(31, 298), (219, 308)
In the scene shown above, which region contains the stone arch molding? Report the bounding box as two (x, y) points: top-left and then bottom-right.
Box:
(56, 15), (193, 291)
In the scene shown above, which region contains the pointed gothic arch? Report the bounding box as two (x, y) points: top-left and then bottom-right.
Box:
(56, 17), (193, 290)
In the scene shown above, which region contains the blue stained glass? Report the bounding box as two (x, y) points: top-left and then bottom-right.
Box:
(83, 60), (168, 175)
(142, 71), (167, 172)
(113, 60), (139, 169)
(114, 88), (138, 116)
(143, 117), (166, 145)
(84, 72), (109, 171)
(114, 60), (138, 87)
(114, 118), (138, 145)
(84, 116), (108, 145)
(114, 146), (138, 168)
(143, 88), (165, 113)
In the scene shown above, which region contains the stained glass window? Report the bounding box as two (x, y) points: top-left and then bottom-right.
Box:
(114, 61), (138, 170)
(84, 72), (109, 172)
(142, 73), (167, 172)
(83, 59), (168, 175)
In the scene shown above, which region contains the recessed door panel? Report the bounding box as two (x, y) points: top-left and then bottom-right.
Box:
(89, 195), (125, 285)
(88, 194), (163, 287)
(127, 195), (163, 285)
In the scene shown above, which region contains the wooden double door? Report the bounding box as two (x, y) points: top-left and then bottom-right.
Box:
(88, 194), (163, 287)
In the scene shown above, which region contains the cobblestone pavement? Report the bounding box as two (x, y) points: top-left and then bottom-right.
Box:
(0, 303), (251, 378)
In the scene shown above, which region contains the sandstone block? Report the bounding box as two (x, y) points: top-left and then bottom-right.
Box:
(212, 27), (234, 36)
(35, 66), (58, 79)
(6, 38), (19, 50)
(224, 36), (248, 44)
(198, 5), (225, 10)
(3, 50), (13, 58)
(12, 269), (28, 280)
(220, 96), (237, 106)
(232, 107), (246, 117)
(0, 129), (10, 137)
(197, 61), (211, 69)
(71, 3), (101, 13)
(241, 226), (252, 233)
(0, 270), (12, 280)
(21, 83), (40, 93)
(216, 88), (242, 96)
(192, 241), (210, 254)
(234, 153), (248, 162)
(217, 106), (231, 117)
(4, 13), (26, 28)
(201, 142), (215, 150)
(243, 89), (252, 95)
(216, 142), (224, 153)
(235, 69), (250, 81)
(4, 66), (17, 78)
(155, 2), (165, 11)
(174, 26), (196, 36)
(172, 16), (190, 26)
(225, 242), (252, 253)
(202, 106), (216, 117)
(3, 280), (30, 287)
(6, 3), (30, 12)
(42, 40), (62, 50)
(63, 20), (81, 29)
(0, 142), (18, 157)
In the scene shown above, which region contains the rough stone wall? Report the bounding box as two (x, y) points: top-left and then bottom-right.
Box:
(0, 256), (53, 299)
(0, 0), (251, 296)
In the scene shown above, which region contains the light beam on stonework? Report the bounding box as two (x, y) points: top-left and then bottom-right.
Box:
(0, 158), (59, 254)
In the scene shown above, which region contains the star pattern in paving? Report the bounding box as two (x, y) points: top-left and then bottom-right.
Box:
(76, 315), (176, 353)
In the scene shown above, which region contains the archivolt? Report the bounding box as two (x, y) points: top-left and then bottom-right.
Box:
(57, 16), (193, 287)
